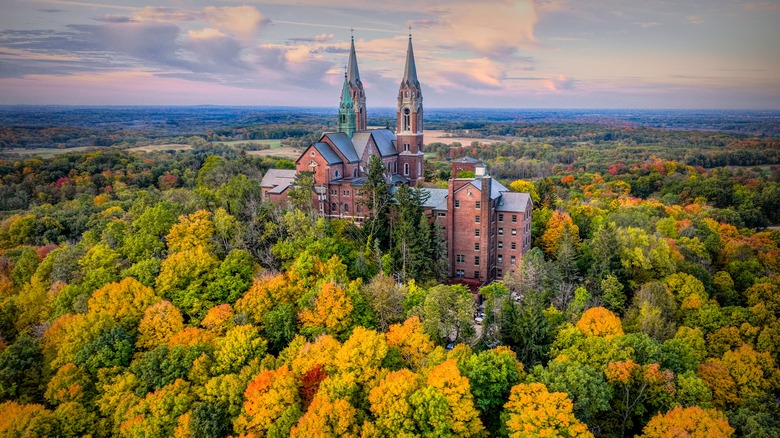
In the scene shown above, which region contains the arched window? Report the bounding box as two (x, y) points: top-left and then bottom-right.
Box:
(394, 161), (397, 173)
(404, 163), (409, 176)
(343, 203), (349, 212)
(353, 168), (358, 178)
(403, 108), (411, 131)
(404, 143), (410, 152)
(331, 202), (336, 212)
(334, 170), (340, 178)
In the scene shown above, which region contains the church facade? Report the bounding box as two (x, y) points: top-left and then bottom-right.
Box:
(260, 36), (532, 284)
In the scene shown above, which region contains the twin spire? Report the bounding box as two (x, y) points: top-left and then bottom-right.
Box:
(338, 31), (421, 136)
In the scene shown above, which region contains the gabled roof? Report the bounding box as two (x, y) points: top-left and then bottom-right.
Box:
(322, 132), (360, 163)
(467, 177), (508, 200)
(260, 168), (296, 188)
(370, 129), (397, 156)
(422, 188), (448, 211)
(453, 156), (481, 164)
(313, 142), (343, 164)
(497, 192), (532, 212)
(351, 132), (372, 159)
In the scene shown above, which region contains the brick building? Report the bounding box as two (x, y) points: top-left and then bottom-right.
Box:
(261, 35), (532, 283)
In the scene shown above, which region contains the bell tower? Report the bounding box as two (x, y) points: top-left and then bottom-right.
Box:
(338, 71), (356, 139)
(396, 33), (424, 184)
(347, 33), (367, 131)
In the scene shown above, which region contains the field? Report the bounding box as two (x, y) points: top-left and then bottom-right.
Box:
(128, 144), (192, 153)
(424, 130), (503, 146)
(215, 139), (283, 148)
(0, 146), (101, 157)
(245, 146), (301, 159)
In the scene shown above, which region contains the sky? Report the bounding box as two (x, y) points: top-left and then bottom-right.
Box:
(0, 0), (779, 109)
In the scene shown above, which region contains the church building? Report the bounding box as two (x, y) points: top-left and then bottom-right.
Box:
(261, 35), (532, 284)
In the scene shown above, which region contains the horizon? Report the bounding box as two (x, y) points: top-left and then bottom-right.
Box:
(2, 1), (780, 109)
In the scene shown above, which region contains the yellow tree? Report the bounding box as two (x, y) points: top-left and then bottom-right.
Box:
(368, 369), (420, 435)
(541, 210), (580, 255)
(299, 282), (353, 337)
(386, 316), (435, 371)
(165, 210), (215, 253)
(211, 325), (267, 375)
(234, 365), (302, 437)
(576, 307), (624, 339)
(87, 277), (160, 329)
(136, 300), (184, 350)
(200, 303), (235, 335)
(289, 393), (360, 438)
(335, 327), (388, 385)
(426, 359), (484, 436)
(290, 334), (342, 377)
(503, 382), (593, 438)
(639, 406), (734, 438)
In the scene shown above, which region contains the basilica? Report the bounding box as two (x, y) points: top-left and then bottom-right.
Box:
(261, 35), (532, 283)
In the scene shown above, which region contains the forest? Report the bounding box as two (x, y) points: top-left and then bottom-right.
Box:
(0, 110), (779, 437)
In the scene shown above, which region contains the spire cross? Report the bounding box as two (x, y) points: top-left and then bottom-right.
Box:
(343, 64), (347, 78)
(408, 25), (412, 38)
(350, 28), (354, 41)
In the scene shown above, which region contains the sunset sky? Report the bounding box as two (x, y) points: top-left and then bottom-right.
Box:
(1, 0), (779, 108)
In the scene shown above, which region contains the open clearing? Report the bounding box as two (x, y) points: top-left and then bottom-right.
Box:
(246, 147), (301, 159)
(216, 139), (283, 148)
(1, 146), (101, 157)
(424, 130), (503, 146)
(128, 144), (192, 153)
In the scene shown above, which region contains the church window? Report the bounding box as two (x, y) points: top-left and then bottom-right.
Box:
(310, 151), (315, 156)
(353, 168), (358, 178)
(403, 108), (411, 131)
(334, 170), (340, 178)
(331, 202), (336, 211)
(404, 143), (410, 152)
(404, 163), (409, 176)
(343, 203), (349, 212)
(405, 91), (409, 98)
(394, 162), (398, 173)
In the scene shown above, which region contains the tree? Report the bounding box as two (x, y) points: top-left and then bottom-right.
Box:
(460, 347), (525, 434)
(288, 170), (315, 215)
(604, 360), (676, 438)
(542, 210), (580, 256)
(386, 316), (435, 371)
(577, 307), (624, 339)
(601, 275), (626, 314)
(136, 300), (185, 350)
(74, 325), (134, 374)
(426, 359), (485, 436)
(335, 327), (388, 384)
(299, 282), (353, 338)
(360, 155), (392, 246)
(0, 401), (57, 437)
(368, 369), (421, 436)
(156, 245), (220, 319)
(416, 284), (476, 345)
(363, 274), (405, 332)
(0, 333), (44, 403)
(165, 210), (215, 254)
(529, 358), (613, 425)
(503, 382), (594, 438)
(290, 393), (360, 438)
(638, 406), (734, 438)
(234, 366), (302, 437)
(86, 277), (160, 329)
(212, 325), (267, 375)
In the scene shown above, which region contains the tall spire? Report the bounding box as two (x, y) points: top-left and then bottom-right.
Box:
(347, 31), (361, 87)
(338, 69), (356, 138)
(402, 32), (419, 88)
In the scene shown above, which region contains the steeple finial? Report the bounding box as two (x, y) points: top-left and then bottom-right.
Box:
(347, 31), (361, 86)
(401, 30), (419, 87)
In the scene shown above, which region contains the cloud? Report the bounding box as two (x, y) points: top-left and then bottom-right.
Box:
(203, 6), (268, 41)
(93, 15), (135, 23)
(545, 74), (576, 91)
(686, 15), (703, 24)
(743, 2), (780, 10)
(634, 21), (660, 28)
(133, 7), (199, 23)
(188, 28), (226, 40)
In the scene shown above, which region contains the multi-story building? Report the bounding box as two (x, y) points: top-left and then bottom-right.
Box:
(261, 35), (532, 283)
